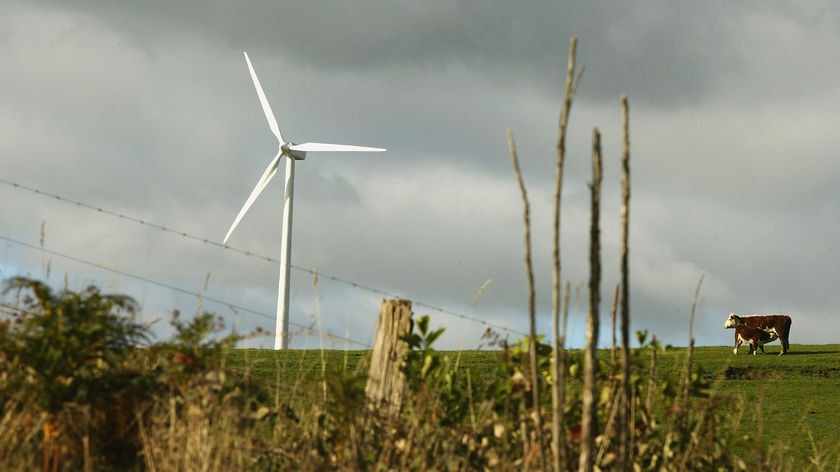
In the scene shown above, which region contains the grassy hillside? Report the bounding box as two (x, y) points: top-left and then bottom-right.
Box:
(227, 344), (840, 467)
(678, 344), (840, 466)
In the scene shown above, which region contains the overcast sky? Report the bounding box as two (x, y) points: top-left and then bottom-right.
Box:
(3, 1), (839, 350)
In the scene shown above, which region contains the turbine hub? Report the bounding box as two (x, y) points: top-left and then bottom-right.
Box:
(280, 143), (307, 160)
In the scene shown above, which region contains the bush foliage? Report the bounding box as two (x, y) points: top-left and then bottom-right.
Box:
(0, 277), (246, 471)
(1, 279), (829, 470)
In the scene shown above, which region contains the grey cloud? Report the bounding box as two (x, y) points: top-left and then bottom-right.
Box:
(25, 0), (792, 109)
(4, 1), (840, 351)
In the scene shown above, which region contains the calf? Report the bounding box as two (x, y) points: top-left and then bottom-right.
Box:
(723, 313), (792, 355)
(727, 323), (779, 355)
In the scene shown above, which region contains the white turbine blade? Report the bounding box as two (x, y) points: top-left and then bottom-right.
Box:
(289, 142), (386, 153)
(223, 151), (284, 244)
(243, 52), (284, 145)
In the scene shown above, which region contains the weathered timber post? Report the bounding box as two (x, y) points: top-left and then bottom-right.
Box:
(365, 299), (413, 418)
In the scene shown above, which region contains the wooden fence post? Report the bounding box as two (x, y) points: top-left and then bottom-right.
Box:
(365, 299), (413, 418)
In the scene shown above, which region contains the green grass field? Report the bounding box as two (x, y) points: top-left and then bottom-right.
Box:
(227, 343), (840, 467)
(689, 344), (840, 466)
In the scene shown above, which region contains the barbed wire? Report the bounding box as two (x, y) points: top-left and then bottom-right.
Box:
(0, 297), (370, 349)
(0, 177), (528, 340)
(0, 177), (276, 262)
(0, 234), (371, 348)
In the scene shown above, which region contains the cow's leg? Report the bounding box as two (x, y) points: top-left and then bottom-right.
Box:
(749, 342), (757, 355)
(758, 344), (766, 354)
(733, 338), (742, 355)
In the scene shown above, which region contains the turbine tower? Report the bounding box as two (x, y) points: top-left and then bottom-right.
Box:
(224, 52), (385, 349)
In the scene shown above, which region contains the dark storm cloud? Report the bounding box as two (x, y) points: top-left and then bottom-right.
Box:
(26, 0), (787, 109)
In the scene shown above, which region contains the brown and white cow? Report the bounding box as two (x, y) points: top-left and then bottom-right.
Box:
(723, 313), (792, 355)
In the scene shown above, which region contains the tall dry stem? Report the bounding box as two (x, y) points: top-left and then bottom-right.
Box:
(645, 335), (658, 414)
(610, 283), (619, 364)
(579, 128), (602, 472)
(618, 94), (632, 469)
(313, 268), (328, 406)
(679, 275), (704, 405)
(506, 130), (542, 465)
(552, 35), (583, 472)
(558, 280), (571, 463)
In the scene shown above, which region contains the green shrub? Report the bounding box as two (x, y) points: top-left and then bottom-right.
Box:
(0, 276), (153, 470)
(0, 277), (261, 471)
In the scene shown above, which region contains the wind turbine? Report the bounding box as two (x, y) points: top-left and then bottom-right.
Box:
(224, 52), (385, 350)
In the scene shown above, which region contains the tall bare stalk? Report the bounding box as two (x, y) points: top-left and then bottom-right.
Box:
(618, 95), (632, 470)
(645, 335), (658, 414)
(676, 275), (705, 470)
(680, 275), (704, 406)
(552, 36), (583, 472)
(610, 283), (619, 365)
(579, 128), (602, 472)
(560, 280), (571, 460)
(506, 130), (542, 465)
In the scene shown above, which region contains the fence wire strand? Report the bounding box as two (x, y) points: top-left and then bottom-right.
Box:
(0, 178), (528, 346)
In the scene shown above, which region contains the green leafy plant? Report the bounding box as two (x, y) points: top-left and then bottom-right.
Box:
(0, 276), (152, 470)
(149, 310), (241, 392)
(136, 310), (267, 471)
(401, 315), (463, 424)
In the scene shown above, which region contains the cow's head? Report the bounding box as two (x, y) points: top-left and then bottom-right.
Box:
(723, 313), (742, 329)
